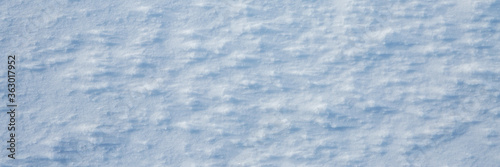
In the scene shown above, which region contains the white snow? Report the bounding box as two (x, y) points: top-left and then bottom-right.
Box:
(1, 0), (499, 166)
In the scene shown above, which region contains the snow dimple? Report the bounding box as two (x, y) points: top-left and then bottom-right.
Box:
(1, 0), (499, 166)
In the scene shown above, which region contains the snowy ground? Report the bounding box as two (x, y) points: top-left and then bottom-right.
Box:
(1, 0), (499, 166)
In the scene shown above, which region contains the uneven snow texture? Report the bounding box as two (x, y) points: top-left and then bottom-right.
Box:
(1, 0), (500, 166)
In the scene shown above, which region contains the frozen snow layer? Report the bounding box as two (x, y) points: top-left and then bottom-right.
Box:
(1, 0), (499, 166)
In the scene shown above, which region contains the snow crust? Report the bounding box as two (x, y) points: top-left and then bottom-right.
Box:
(1, 0), (499, 166)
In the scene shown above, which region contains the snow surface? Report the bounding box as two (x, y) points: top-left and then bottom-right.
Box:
(1, 0), (500, 166)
